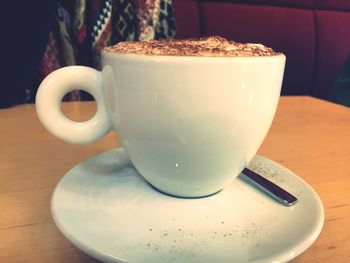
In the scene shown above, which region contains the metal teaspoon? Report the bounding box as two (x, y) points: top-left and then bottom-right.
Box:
(240, 168), (298, 206)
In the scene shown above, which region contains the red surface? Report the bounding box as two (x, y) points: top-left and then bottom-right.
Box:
(173, 0), (200, 38)
(172, 0), (350, 99)
(316, 0), (350, 11)
(205, 0), (314, 8)
(314, 10), (350, 98)
(200, 2), (315, 95)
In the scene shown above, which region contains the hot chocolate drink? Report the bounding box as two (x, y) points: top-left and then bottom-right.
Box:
(104, 36), (279, 57)
(37, 34), (285, 198)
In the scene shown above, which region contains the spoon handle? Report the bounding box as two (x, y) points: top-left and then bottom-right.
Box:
(241, 168), (298, 206)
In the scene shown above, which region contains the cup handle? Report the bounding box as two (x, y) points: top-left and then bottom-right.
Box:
(36, 66), (111, 144)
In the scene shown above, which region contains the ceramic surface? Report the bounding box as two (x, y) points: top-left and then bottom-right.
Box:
(37, 53), (285, 197)
(52, 148), (324, 263)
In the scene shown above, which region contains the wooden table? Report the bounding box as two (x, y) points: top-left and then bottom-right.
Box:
(0, 96), (349, 262)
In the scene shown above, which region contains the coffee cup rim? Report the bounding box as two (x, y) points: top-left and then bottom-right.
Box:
(102, 49), (286, 62)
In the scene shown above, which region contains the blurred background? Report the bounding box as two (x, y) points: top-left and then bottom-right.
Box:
(1, 0), (350, 108)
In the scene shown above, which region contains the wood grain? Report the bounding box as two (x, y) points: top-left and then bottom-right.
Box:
(0, 97), (349, 262)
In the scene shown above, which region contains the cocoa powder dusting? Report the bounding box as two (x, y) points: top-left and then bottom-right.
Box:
(104, 36), (279, 57)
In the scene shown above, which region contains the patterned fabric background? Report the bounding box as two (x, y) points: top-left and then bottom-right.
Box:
(30, 0), (175, 102)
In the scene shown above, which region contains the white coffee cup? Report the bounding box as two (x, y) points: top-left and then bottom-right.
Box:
(36, 50), (285, 198)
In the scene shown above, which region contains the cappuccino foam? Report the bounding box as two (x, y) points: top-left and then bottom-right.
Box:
(104, 36), (279, 57)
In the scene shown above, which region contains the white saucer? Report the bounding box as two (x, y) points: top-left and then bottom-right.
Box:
(51, 148), (324, 263)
